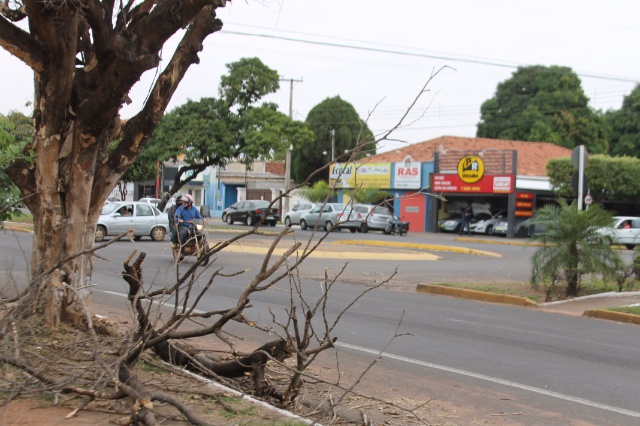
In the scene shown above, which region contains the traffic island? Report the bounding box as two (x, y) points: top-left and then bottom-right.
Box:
(416, 284), (538, 307)
(583, 309), (640, 325)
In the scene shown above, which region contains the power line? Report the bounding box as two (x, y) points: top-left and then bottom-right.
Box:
(221, 30), (639, 84)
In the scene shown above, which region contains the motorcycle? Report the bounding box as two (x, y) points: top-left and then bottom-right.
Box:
(172, 219), (211, 264)
(384, 216), (409, 236)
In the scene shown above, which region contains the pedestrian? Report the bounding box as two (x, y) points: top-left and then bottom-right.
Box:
(167, 193), (183, 245)
(459, 206), (472, 236)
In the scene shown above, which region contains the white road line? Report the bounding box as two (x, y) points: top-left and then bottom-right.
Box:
(336, 342), (640, 418)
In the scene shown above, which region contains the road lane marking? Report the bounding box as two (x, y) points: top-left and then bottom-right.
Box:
(220, 245), (440, 261)
(336, 342), (640, 418)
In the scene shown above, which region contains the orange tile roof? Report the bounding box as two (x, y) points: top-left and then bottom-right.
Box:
(368, 136), (572, 177)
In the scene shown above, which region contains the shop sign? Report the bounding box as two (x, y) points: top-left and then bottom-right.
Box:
(432, 173), (514, 194)
(457, 155), (484, 184)
(394, 156), (421, 189)
(330, 162), (391, 189)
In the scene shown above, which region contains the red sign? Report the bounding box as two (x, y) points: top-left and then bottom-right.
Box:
(516, 201), (533, 208)
(432, 174), (514, 194)
(515, 210), (533, 217)
(516, 192), (533, 199)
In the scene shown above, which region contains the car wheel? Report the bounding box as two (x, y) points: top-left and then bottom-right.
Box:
(221, 213), (227, 222)
(151, 227), (166, 241)
(486, 225), (494, 236)
(349, 228), (357, 233)
(269, 221), (276, 227)
(604, 236), (613, 246)
(626, 244), (635, 250)
(133, 236), (142, 241)
(285, 217), (292, 227)
(360, 223), (369, 233)
(95, 225), (106, 242)
(300, 219), (308, 230)
(324, 220), (334, 232)
(246, 216), (254, 226)
(226, 215), (234, 225)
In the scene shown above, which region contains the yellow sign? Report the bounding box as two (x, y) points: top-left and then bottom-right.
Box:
(457, 155), (484, 184)
(330, 162), (391, 189)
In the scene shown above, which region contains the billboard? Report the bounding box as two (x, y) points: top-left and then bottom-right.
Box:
(394, 156), (422, 189)
(431, 173), (514, 194)
(330, 162), (391, 189)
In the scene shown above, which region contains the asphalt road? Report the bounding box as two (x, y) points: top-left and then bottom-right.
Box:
(2, 228), (640, 424)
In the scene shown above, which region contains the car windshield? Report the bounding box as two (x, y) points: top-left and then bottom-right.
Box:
(373, 206), (391, 215)
(101, 203), (120, 215)
(254, 201), (271, 208)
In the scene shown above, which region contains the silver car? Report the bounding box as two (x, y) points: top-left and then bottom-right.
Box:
(352, 204), (393, 233)
(95, 201), (169, 242)
(283, 202), (316, 227)
(299, 203), (352, 232)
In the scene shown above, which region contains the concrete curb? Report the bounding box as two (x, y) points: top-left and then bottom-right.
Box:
(2, 224), (33, 233)
(583, 309), (640, 325)
(416, 284), (538, 307)
(333, 240), (502, 258)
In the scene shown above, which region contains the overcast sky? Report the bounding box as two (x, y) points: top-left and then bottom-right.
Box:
(1, 0), (638, 153)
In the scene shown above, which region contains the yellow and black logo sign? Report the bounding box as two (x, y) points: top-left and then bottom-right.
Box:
(457, 155), (484, 183)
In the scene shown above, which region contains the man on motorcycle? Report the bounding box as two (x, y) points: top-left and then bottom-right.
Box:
(174, 194), (203, 246)
(168, 193), (183, 245)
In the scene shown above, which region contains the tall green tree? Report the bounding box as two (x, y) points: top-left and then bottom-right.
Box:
(294, 96), (375, 184)
(605, 84), (640, 158)
(146, 58), (314, 209)
(529, 199), (621, 298)
(477, 65), (609, 153)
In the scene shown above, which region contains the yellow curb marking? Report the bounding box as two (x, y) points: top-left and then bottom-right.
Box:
(332, 240), (502, 258)
(222, 244), (440, 261)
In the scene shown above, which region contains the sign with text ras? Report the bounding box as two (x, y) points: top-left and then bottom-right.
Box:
(432, 173), (514, 194)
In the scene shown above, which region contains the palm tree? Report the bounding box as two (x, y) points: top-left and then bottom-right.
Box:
(529, 199), (622, 298)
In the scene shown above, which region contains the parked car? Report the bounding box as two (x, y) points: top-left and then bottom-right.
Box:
(224, 200), (280, 226)
(283, 202), (316, 227)
(352, 204), (394, 233)
(95, 201), (169, 242)
(471, 210), (506, 235)
(139, 197), (175, 212)
(299, 203), (352, 232)
(438, 211), (492, 233)
(596, 216), (640, 250)
(493, 218), (530, 238)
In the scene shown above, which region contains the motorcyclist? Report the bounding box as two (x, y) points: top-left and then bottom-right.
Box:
(174, 194), (203, 246)
(168, 193), (183, 245)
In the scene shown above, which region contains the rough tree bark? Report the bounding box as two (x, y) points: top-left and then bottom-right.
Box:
(0, 0), (227, 325)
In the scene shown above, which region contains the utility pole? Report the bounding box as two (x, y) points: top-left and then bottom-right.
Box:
(330, 129), (336, 162)
(279, 77), (302, 217)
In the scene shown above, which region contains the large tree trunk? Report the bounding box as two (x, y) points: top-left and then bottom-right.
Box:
(3, 0), (226, 326)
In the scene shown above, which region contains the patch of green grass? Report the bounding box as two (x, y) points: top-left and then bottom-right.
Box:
(216, 396), (256, 419)
(138, 361), (165, 374)
(435, 282), (541, 302)
(608, 306), (640, 315)
(9, 212), (33, 223)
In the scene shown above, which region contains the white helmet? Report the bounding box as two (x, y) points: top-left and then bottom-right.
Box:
(183, 194), (194, 204)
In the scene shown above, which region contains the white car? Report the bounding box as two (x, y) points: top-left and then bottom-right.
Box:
(596, 216), (640, 250)
(95, 201), (169, 242)
(471, 210), (506, 235)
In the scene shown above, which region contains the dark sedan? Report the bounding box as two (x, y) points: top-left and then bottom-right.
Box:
(225, 200), (280, 226)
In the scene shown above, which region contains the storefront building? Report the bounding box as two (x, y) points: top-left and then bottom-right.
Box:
(345, 136), (572, 237)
